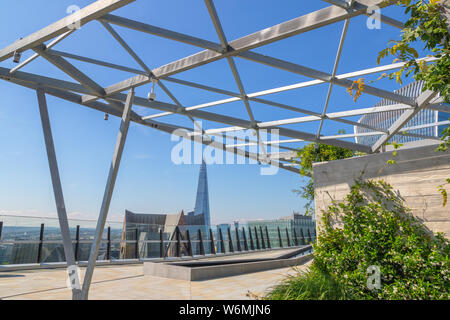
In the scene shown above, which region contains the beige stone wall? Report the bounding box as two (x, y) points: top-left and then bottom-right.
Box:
(313, 143), (450, 238)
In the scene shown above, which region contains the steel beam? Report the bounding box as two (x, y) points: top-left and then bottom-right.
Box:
(100, 21), (152, 74)
(32, 47), (126, 115)
(146, 59), (430, 119)
(0, 75), (303, 174)
(239, 51), (416, 106)
(100, 21), (206, 135)
(82, 0), (394, 103)
(46, 49), (146, 75)
(204, 0), (266, 154)
(317, 11), (350, 138)
(10, 30), (75, 74)
(127, 96), (372, 152)
(34, 46), (105, 96)
(139, 118), (301, 173)
(1, 72), (373, 154)
(81, 88), (135, 300)
(322, 0), (405, 29)
(0, 0), (135, 62)
(99, 14), (223, 52)
(0, 66), (89, 94)
(1, 67), (432, 153)
(371, 90), (439, 152)
(36, 88), (81, 300)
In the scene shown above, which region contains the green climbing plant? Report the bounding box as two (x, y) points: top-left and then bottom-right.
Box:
(314, 179), (450, 299)
(268, 179), (450, 300)
(293, 143), (354, 215)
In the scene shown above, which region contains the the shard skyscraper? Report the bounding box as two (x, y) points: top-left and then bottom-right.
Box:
(193, 160), (211, 227)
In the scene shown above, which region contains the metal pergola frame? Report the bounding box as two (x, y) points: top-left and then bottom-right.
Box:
(0, 0), (448, 300)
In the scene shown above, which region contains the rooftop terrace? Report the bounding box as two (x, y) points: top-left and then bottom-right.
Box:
(1, 248), (311, 300)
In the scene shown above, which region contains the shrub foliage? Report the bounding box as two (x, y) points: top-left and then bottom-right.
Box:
(314, 179), (450, 299)
(267, 179), (449, 300)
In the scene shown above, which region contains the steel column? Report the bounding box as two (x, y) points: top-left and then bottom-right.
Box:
(235, 227), (242, 252)
(186, 230), (193, 256)
(259, 226), (266, 250)
(37, 223), (45, 264)
(75, 225), (80, 262)
(209, 229), (216, 255)
(36, 89), (81, 300)
(248, 228), (255, 251)
(242, 228), (249, 251)
(218, 228), (225, 253)
(160, 229), (164, 258)
(278, 227), (283, 248)
(106, 226), (111, 261)
(134, 228), (139, 259)
(286, 228), (291, 247)
(227, 228), (234, 253)
(293, 229), (299, 246)
(254, 227), (260, 250)
(81, 88), (134, 300)
(265, 226), (271, 249)
(198, 229), (205, 255)
(176, 228), (181, 257)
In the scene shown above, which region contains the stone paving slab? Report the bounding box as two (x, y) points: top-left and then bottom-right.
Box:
(0, 260), (312, 300)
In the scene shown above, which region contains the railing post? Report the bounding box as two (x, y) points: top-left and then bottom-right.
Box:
(135, 228), (139, 260)
(300, 229), (306, 245)
(37, 223), (45, 264)
(307, 229), (312, 244)
(286, 228), (291, 247)
(75, 225), (80, 262)
(248, 228), (255, 250)
(227, 228), (234, 253)
(0, 221), (3, 240)
(254, 227), (260, 250)
(235, 227), (242, 251)
(277, 226), (283, 248)
(242, 228), (249, 251)
(259, 226), (266, 249)
(209, 229), (216, 255)
(176, 227), (181, 258)
(265, 226), (271, 249)
(293, 228), (299, 246)
(198, 229), (205, 256)
(219, 228), (225, 253)
(160, 229), (164, 258)
(186, 230), (193, 256)
(106, 226), (111, 261)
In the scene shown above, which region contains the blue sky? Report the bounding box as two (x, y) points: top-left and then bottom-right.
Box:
(0, 1), (419, 224)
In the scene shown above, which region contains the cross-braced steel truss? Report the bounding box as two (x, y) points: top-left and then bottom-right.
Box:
(1, 0), (448, 300)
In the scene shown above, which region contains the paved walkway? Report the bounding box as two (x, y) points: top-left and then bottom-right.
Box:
(0, 259), (312, 300)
